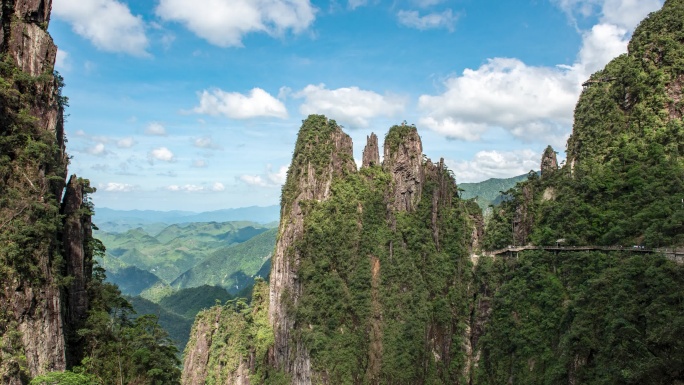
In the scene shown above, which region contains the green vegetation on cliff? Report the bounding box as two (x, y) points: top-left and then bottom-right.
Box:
(472, 251), (684, 385)
(295, 164), (474, 383)
(475, 2), (684, 383)
(483, 0), (684, 249)
(182, 280), (283, 384)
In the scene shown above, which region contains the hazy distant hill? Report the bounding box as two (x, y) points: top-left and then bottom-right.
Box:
(94, 206), (279, 233)
(460, 173), (535, 211)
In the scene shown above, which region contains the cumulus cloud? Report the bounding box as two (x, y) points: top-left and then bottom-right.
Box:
(116, 137), (136, 148)
(239, 164), (288, 188)
(145, 122), (167, 136)
(267, 165), (288, 185)
(149, 147), (175, 162)
(86, 142), (107, 155)
(571, 23), (629, 78)
(239, 175), (269, 187)
(419, 58), (579, 141)
(52, 0), (149, 56)
(601, 0), (662, 30)
(295, 84), (406, 128)
(211, 182), (226, 192)
(417, 0), (660, 144)
(445, 150), (540, 183)
(193, 88), (288, 119)
(98, 182), (136, 192)
(397, 9), (459, 31)
(417, 0), (662, 143)
(155, 0), (316, 47)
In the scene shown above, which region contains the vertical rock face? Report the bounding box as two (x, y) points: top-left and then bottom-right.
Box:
(361, 133), (380, 168)
(382, 126), (424, 212)
(181, 306), (253, 385)
(269, 115), (356, 384)
(540, 146), (558, 177)
(2, 0), (57, 77)
(61, 176), (94, 366)
(0, 1), (93, 383)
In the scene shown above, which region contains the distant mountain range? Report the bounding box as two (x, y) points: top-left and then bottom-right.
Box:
(93, 205), (280, 232)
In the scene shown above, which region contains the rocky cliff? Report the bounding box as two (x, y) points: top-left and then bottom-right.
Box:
(0, 1), (95, 383)
(185, 116), (479, 384)
(268, 115), (356, 384)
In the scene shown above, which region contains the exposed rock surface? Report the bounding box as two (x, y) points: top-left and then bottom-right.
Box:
(2, 0), (56, 77)
(60, 176), (94, 365)
(0, 1), (94, 383)
(382, 126), (424, 212)
(269, 116), (356, 384)
(361, 133), (380, 168)
(540, 146), (558, 177)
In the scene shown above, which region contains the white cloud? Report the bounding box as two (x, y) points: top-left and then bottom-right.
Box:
(52, 0), (149, 56)
(571, 23), (628, 78)
(445, 150), (540, 183)
(553, 0), (662, 30)
(149, 147), (175, 162)
(166, 183), (225, 192)
(193, 88), (288, 119)
(295, 84), (406, 128)
(192, 159), (208, 168)
(397, 9), (459, 31)
(278, 86), (292, 100)
(418, 0), (662, 143)
(267, 165), (288, 185)
(239, 164), (288, 188)
(601, 0), (661, 30)
(116, 137), (136, 148)
(166, 184), (204, 192)
(418, 58), (579, 141)
(193, 136), (222, 149)
(145, 122), (167, 136)
(55, 50), (70, 71)
(87, 142), (106, 155)
(99, 182), (136, 192)
(155, 0), (316, 47)
(239, 175), (268, 187)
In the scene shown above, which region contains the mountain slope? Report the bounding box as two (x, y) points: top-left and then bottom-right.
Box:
(459, 173), (533, 211)
(171, 228), (276, 294)
(95, 221), (270, 287)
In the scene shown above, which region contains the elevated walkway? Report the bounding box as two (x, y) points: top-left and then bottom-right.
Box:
(480, 245), (683, 264)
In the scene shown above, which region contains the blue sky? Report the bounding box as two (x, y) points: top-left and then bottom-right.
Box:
(49, 0), (663, 211)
